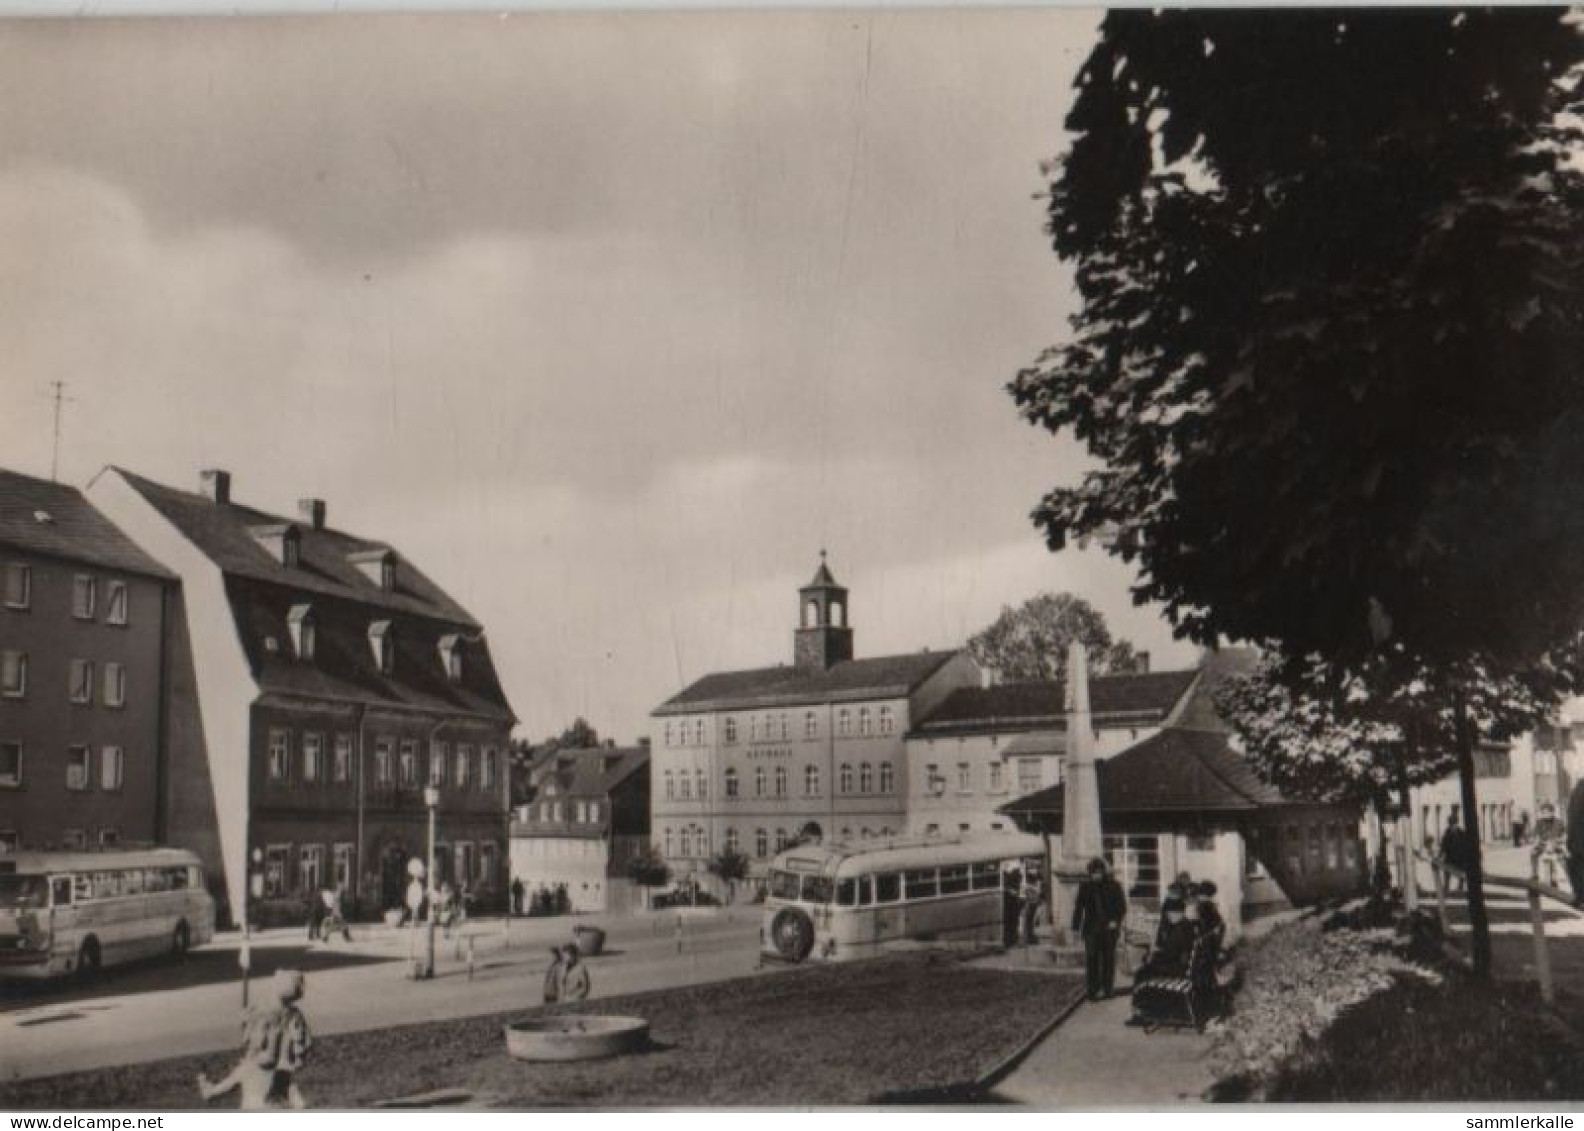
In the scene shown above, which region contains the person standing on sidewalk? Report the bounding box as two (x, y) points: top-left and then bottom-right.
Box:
(1567, 779), (1584, 907)
(1072, 857), (1126, 1000)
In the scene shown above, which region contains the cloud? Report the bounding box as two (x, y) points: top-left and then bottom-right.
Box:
(0, 11), (1195, 740)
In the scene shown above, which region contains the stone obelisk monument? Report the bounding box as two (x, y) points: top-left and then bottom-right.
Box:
(1054, 641), (1105, 952)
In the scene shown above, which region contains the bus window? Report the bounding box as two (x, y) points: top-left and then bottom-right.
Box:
(803, 876), (832, 904)
(835, 878), (857, 906)
(51, 877), (72, 906)
(939, 865), (970, 895)
(0, 875), (48, 909)
(92, 872), (121, 899)
(972, 861), (1001, 890)
(874, 873), (901, 903)
(145, 868), (170, 893)
(176, 867), (194, 891)
(73, 875), (93, 903)
(905, 869), (938, 900)
(769, 871), (801, 901)
(123, 869), (145, 895)
(857, 875), (873, 905)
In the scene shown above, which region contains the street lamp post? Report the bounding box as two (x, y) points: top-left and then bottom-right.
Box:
(423, 785), (440, 979)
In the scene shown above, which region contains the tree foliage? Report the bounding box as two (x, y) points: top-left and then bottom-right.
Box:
(626, 842), (672, 889)
(1013, 8), (1584, 673)
(967, 592), (1140, 682)
(1017, 10), (1584, 976)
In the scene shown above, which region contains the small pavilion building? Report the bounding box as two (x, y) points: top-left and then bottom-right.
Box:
(1001, 649), (1367, 943)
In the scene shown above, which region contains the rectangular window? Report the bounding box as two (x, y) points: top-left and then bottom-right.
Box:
(103, 662), (126, 708)
(264, 846), (289, 897)
(938, 865), (970, 895)
(375, 738), (393, 785)
(1103, 833), (1161, 904)
(100, 746), (124, 791)
(400, 739), (419, 787)
(880, 763), (894, 793)
(66, 745), (90, 791)
(298, 845), (325, 893)
(98, 828), (118, 849)
(333, 734), (353, 783)
(481, 747), (497, 790)
(2, 563), (29, 610)
(874, 872), (901, 903)
(106, 581), (128, 626)
(334, 843), (356, 890)
(71, 575), (96, 620)
(430, 742), (448, 787)
(304, 733), (324, 783)
(1017, 758), (1040, 795)
(1, 650), (26, 698)
(455, 744), (473, 789)
(904, 869), (938, 900)
(480, 842), (497, 887)
(269, 729), (292, 782)
(69, 659), (94, 704)
(804, 712), (817, 739)
(988, 763), (1004, 792)
(956, 763), (972, 792)
(0, 742), (20, 788)
(60, 829), (85, 851)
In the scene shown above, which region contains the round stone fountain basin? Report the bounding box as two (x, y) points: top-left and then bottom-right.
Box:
(504, 1015), (650, 1062)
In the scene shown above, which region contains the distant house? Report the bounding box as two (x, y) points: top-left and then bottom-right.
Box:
(89, 467), (517, 925)
(509, 744), (650, 913)
(650, 556), (980, 893)
(0, 468), (177, 854)
(904, 664), (1199, 837)
(1001, 649), (1367, 942)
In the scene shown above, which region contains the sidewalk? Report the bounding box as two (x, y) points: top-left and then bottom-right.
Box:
(991, 988), (1215, 1106)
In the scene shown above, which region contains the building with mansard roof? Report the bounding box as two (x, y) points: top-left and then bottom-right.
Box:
(0, 467), (177, 855)
(650, 556), (980, 894)
(89, 467), (516, 926)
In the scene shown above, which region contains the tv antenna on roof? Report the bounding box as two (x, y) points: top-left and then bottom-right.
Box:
(40, 380), (76, 482)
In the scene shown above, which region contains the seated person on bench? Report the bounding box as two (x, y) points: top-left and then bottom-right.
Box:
(1130, 896), (1208, 1026)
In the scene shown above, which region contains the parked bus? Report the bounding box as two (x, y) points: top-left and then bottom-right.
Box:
(0, 848), (215, 980)
(761, 833), (1044, 964)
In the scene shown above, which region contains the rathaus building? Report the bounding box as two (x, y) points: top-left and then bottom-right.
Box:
(650, 556), (979, 894)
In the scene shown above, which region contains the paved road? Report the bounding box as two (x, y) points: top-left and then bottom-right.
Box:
(2, 911), (766, 1081)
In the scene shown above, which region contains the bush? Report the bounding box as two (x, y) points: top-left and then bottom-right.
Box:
(1208, 914), (1440, 1099)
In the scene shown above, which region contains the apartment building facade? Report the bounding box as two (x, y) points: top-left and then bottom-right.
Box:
(0, 468), (177, 854)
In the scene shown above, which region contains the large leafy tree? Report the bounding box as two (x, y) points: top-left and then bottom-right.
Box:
(967, 592), (1140, 682)
(1015, 9), (1584, 975)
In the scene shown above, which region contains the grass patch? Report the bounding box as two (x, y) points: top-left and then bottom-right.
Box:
(2, 953), (1082, 1109)
(1265, 973), (1584, 1102)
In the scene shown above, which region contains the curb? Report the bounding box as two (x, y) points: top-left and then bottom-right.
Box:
(974, 981), (1090, 1093)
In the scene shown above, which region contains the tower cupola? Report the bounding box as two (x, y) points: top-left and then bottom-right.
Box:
(795, 551), (854, 671)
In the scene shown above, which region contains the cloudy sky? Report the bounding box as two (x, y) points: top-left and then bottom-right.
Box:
(0, 9), (1200, 740)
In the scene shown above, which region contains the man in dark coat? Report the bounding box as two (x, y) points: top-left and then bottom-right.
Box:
(1440, 814), (1473, 893)
(1567, 779), (1584, 907)
(1072, 857), (1126, 1000)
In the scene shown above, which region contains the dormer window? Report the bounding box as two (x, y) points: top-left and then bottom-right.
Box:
(368, 620), (394, 674)
(287, 604), (316, 661)
(251, 523), (302, 568)
(350, 548), (398, 591)
(438, 634), (463, 681)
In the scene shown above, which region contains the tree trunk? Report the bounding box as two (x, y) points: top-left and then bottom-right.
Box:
(1453, 685), (1492, 979)
(1395, 743), (1419, 913)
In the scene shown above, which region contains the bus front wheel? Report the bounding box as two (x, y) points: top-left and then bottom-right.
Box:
(770, 908), (815, 962)
(76, 938), (101, 981)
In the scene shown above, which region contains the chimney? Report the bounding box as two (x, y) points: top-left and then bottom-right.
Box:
(297, 498), (327, 530)
(200, 469), (231, 505)
(1135, 651), (1151, 674)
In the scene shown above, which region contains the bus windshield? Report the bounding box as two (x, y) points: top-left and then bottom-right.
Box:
(0, 875), (49, 909)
